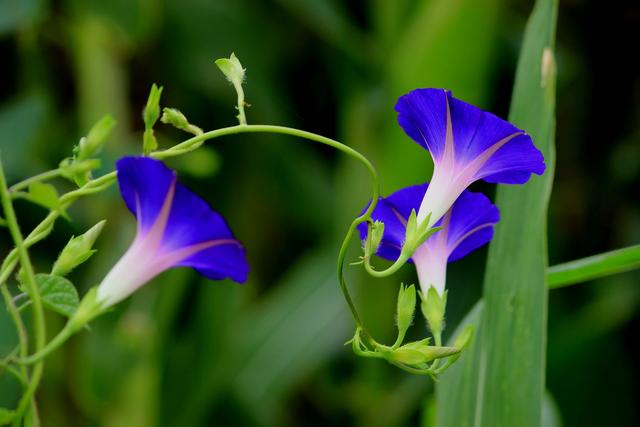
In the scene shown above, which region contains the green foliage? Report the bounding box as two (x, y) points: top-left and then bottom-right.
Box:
(0, 0), (637, 425)
(33, 274), (80, 317)
(548, 245), (640, 288)
(435, 0), (558, 425)
(26, 182), (59, 210)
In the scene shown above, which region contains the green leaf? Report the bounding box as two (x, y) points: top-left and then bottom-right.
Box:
(547, 245), (640, 288)
(34, 274), (80, 317)
(0, 408), (15, 425)
(27, 181), (59, 210)
(214, 53), (245, 87)
(435, 301), (484, 427)
(435, 0), (558, 425)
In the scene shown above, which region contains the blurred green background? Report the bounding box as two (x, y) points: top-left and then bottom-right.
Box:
(1, 0), (639, 426)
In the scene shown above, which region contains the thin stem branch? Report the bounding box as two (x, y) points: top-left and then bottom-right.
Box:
(0, 159), (45, 427)
(1, 286), (29, 385)
(9, 168), (64, 193)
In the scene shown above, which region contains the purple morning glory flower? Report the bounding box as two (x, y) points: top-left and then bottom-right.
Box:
(358, 184), (499, 295)
(395, 88), (544, 228)
(96, 157), (248, 307)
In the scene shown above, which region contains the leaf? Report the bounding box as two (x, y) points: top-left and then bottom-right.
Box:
(435, 302), (484, 427)
(547, 245), (640, 288)
(34, 274), (80, 317)
(27, 181), (59, 210)
(435, 0), (558, 425)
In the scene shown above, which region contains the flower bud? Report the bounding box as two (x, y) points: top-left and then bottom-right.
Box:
(75, 115), (116, 161)
(51, 220), (106, 277)
(396, 283), (416, 340)
(364, 220), (384, 259)
(143, 83), (163, 130)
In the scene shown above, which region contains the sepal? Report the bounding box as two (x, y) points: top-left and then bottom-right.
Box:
(68, 287), (105, 332)
(420, 286), (447, 336)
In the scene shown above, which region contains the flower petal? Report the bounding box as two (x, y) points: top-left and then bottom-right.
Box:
(472, 134), (546, 183)
(116, 156), (249, 284)
(395, 89), (448, 161)
(395, 88), (545, 184)
(445, 190), (499, 262)
(177, 243), (249, 283)
(116, 157), (176, 233)
(164, 181), (248, 282)
(359, 184), (498, 264)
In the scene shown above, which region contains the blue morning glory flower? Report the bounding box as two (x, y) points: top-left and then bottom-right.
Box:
(96, 156), (248, 307)
(395, 88), (544, 229)
(358, 184), (499, 295)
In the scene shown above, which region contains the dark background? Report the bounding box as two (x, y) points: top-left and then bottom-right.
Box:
(0, 0), (639, 425)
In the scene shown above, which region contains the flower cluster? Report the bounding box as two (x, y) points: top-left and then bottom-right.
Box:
(360, 88), (545, 335)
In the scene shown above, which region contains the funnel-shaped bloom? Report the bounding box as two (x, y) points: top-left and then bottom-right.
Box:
(396, 89), (544, 228)
(96, 157), (248, 307)
(358, 184), (499, 295)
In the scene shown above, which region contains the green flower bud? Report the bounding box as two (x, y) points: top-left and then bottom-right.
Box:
(75, 115), (116, 161)
(143, 83), (163, 130)
(161, 108), (203, 136)
(446, 324), (475, 365)
(396, 284), (416, 341)
(389, 341), (459, 365)
(51, 220), (106, 277)
(364, 220), (384, 259)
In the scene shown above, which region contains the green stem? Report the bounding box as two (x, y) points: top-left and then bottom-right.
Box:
(18, 321), (76, 365)
(9, 168), (64, 193)
(364, 252), (412, 278)
(0, 348), (26, 388)
(1, 287), (29, 387)
(0, 159), (45, 427)
(234, 82), (247, 125)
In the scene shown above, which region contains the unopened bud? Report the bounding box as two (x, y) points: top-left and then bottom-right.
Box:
(396, 284), (416, 340)
(52, 220), (106, 276)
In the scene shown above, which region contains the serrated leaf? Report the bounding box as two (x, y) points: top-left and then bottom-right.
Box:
(35, 274), (80, 317)
(28, 181), (59, 210)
